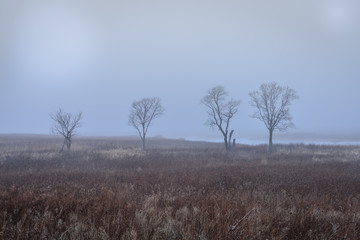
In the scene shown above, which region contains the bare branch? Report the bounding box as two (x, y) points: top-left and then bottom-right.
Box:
(249, 82), (298, 152)
(201, 86), (241, 151)
(50, 108), (83, 153)
(128, 97), (164, 150)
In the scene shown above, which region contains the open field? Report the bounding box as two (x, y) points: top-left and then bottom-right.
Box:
(1, 135), (360, 239)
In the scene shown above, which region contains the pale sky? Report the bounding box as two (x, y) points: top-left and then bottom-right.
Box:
(1, 0), (360, 142)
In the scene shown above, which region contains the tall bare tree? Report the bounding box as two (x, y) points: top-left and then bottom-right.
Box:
(50, 108), (82, 154)
(249, 82), (298, 152)
(201, 86), (240, 151)
(128, 97), (164, 150)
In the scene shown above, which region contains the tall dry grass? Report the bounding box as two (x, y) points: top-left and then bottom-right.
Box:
(0, 136), (360, 239)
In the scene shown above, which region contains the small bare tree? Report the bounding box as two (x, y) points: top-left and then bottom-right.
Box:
(50, 108), (82, 154)
(201, 86), (240, 151)
(128, 97), (164, 150)
(249, 82), (298, 152)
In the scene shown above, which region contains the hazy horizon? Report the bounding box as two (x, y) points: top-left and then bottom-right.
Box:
(1, 1), (360, 143)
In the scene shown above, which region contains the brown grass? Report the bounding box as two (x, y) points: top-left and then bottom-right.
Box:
(0, 135), (360, 239)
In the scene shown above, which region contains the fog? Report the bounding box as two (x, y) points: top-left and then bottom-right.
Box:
(1, 0), (360, 143)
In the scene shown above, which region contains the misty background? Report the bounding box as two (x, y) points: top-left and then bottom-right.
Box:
(1, 0), (360, 143)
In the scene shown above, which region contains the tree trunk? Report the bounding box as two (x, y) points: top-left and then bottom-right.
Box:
(228, 130), (234, 151)
(268, 129), (273, 153)
(66, 139), (71, 154)
(141, 125), (146, 151)
(142, 134), (146, 150)
(224, 137), (228, 151)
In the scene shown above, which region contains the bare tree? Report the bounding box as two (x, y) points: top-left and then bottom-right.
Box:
(201, 86), (240, 151)
(128, 97), (164, 150)
(50, 108), (82, 154)
(249, 82), (298, 152)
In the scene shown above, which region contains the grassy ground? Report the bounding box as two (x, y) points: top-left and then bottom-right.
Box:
(0, 135), (360, 239)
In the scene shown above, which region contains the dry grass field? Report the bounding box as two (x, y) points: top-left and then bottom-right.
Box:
(0, 135), (360, 239)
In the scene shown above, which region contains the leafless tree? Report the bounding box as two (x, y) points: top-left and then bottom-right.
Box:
(201, 86), (240, 151)
(128, 97), (164, 150)
(249, 82), (298, 152)
(50, 108), (82, 154)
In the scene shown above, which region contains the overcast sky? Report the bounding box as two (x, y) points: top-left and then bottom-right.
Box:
(1, 0), (360, 142)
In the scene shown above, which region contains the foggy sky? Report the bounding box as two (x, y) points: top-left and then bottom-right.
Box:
(1, 0), (360, 143)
